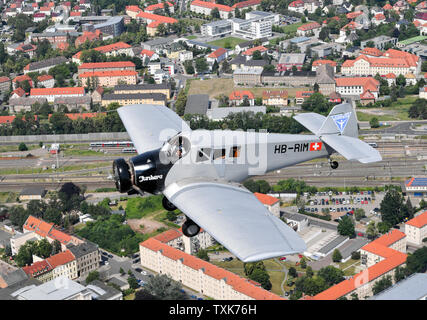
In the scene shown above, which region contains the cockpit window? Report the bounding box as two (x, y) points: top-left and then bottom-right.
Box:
(213, 148), (226, 160)
(159, 134), (191, 164)
(230, 146), (241, 158)
(196, 148), (211, 162)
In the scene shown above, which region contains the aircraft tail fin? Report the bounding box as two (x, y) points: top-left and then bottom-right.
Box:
(293, 103), (382, 163)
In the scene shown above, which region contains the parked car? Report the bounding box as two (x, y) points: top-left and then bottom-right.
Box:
(279, 257), (286, 261)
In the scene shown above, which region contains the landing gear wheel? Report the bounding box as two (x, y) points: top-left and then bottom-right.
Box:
(182, 219), (200, 237)
(162, 196), (177, 211)
(330, 161), (339, 169)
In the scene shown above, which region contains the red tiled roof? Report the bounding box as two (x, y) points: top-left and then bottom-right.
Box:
(289, 0), (304, 7)
(296, 90), (314, 98)
(153, 229), (182, 243)
(374, 13), (386, 20)
(78, 70), (138, 78)
(46, 250), (75, 268)
(93, 42), (132, 53)
(312, 230), (407, 300)
(48, 228), (72, 244)
(360, 47), (383, 57)
(78, 61), (135, 70)
(254, 192), (279, 206)
(360, 89), (375, 100)
(335, 77), (379, 92)
(208, 47), (227, 59)
(140, 49), (155, 57)
(297, 22), (321, 31)
(383, 3), (392, 9)
(232, 0), (261, 9)
(0, 76), (10, 83)
(11, 87), (26, 97)
(190, 0), (233, 12)
(30, 87), (85, 96)
(406, 210), (427, 228)
(140, 238), (284, 300)
(242, 45), (267, 56)
(136, 11), (178, 24)
(70, 11), (82, 16)
(126, 5), (143, 13)
(145, 2), (173, 11)
(22, 260), (52, 276)
(37, 74), (53, 82)
(262, 90), (288, 99)
(13, 75), (33, 86)
(229, 90), (254, 100)
(346, 11), (363, 19)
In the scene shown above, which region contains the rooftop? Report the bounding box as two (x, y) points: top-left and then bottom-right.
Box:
(405, 210), (427, 229)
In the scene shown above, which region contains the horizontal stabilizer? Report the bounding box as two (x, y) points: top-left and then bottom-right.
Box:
(293, 113), (326, 134)
(321, 135), (382, 163)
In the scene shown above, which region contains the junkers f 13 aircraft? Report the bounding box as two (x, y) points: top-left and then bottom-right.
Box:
(112, 102), (381, 262)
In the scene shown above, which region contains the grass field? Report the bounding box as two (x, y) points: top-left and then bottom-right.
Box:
(188, 78), (307, 99)
(0, 161), (110, 175)
(281, 22), (304, 34)
(357, 95), (418, 122)
(207, 37), (247, 49)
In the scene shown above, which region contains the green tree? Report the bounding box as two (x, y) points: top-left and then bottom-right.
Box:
(366, 221), (378, 239)
(337, 215), (355, 238)
(35, 238), (53, 259)
(86, 271), (100, 284)
(372, 275), (392, 295)
(288, 267), (297, 278)
(143, 274), (188, 300)
(354, 208), (366, 221)
(300, 257), (307, 269)
(380, 189), (405, 226)
(196, 249), (210, 262)
(18, 142), (28, 151)
(306, 266), (314, 278)
(369, 117), (380, 128)
(332, 249), (342, 263)
(128, 275), (139, 289)
(317, 266), (344, 287)
(249, 268), (272, 290)
(406, 247), (427, 274)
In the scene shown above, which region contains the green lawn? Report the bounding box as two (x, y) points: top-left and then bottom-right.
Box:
(281, 22), (304, 34)
(186, 35), (197, 40)
(0, 161), (110, 175)
(357, 95), (418, 122)
(125, 195), (164, 219)
(207, 36), (247, 49)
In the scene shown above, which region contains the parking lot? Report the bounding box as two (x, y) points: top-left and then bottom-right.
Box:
(303, 191), (385, 221)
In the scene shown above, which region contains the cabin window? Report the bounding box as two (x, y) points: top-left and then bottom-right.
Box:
(213, 148), (226, 160)
(196, 148), (211, 162)
(230, 146), (241, 158)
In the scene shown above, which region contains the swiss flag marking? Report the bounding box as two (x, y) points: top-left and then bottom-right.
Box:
(310, 142), (322, 151)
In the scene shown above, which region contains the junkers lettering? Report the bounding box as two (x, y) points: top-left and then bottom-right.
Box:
(138, 174), (163, 182)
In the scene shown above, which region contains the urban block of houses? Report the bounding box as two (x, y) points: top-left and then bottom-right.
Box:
(405, 210), (427, 245)
(334, 77), (380, 102)
(277, 53), (306, 71)
(262, 90), (289, 106)
(341, 49), (420, 77)
(136, 11), (178, 36)
(296, 22), (321, 37)
(37, 75), (55, 88)
(229, 90), (255, 106)
(78, 61), (136, 74)
(30, 87), (85, 103)
(23, 56), (69, 74)
(310, 230), (407, 300)
(72, 42), (133, 64)
(101, 93), (167, 107)
(139, 237), (284, 300)
(79, 70), (138, 87)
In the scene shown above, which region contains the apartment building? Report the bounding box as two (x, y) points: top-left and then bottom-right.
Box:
(46, 250), (78, 280)
(405, 210), (427, 245)
(0, 76), (11, 93)
(312, 60), (337, 72)
(295, 90), (314, 104)
(145, 2), (174, 14)
(23, 56), (69, 74)
(113, 83), (171, 99)
(68, 242), (100, 278)
(296, 22), (321, 37)
(79, 70), (138, 87)
(335, 77), (380, 99)
(30, 87), (85, 103)
(37, 74), (55, 88)
(201, 20), (232, 37)
(190, 0), (234, 19)
(140, 238), (284, 300)
(404, 177), (427, 197)
(229, 90), (255, 106)
(341, 49), (420, 76)
(101, 93), (167, 107)
(135, 11), (178, 36)
(262, 90), (289, 106)
(311, 230), (407, 300)
(254, 193), (280, 218)
(10, 231), (39, 255)
(72, 42), (133, 64)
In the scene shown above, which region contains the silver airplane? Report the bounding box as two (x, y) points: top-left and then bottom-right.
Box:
(112, 102), (382, 262)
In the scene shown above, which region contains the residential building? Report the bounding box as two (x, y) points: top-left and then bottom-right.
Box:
(113, 83), (171, 99)
(9, 97), (48, 113)
(139, 238), (284, 300)
(30, 32), (69, 46)
(335, 77), (380, 100)
(37, 75), (54, 88)
(312, 60), (337, 72)
(316, 64), (336, 96)
(229, 90), (255, 106)
(67, 242), (100, 278)
(207, 106), (266, 121)
(30, 87), (85, 103)
(0, 260), (29, 289)
(296, 22), (321, 37)
(101, 93), (167, 107)
(233, 67), (263, 85)
(207, 47), (228, 64)
(72, 42), (133, 64)
(10, 231), (39, 256)
(311, 230), (407, 300)
(53, 96), (92, 111)
(23, 56), (68, 74)
(135, 11), (178, 36)
(295, 90), (314, 104)
(0, 76), (11, 93)
(405, 210), (427, 245)
(145, 2), (174, 14)
(46, 250), (78, 280)
(13, 75), (33, 89)
(79, 70), (138, 87)
(262, 90), (288, 106)
(22, 260), (54, 283)
(190, 0), (234, 19)
(254, 193), (280, 218)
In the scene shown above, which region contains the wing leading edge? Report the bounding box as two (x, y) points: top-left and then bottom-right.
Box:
(117, 104), (191, 154)
(164, 179), (307, 262)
